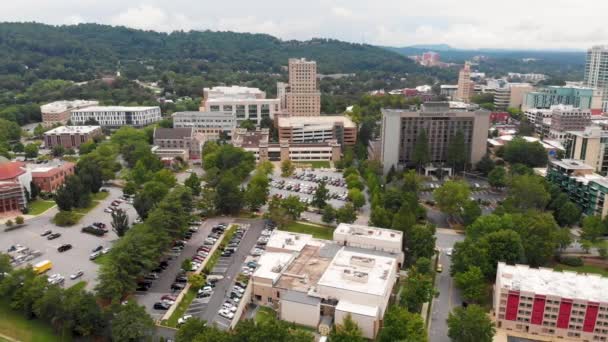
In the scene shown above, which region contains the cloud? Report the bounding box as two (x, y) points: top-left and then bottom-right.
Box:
(331, 7), (354, 19)
(109, 4), (196, 32)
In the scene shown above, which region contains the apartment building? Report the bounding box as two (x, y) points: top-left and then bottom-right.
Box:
(252, 224), (403, 339)
(70, 106), (161, 128)
(455, 62), (475, 102)
(200, 86), (280, 125)
(172, 111), (235, 134)
(285, 58), (321, 116)
(277, 115), (357, 146)
(495, 262), (608, 341)
(40, 100), (98, 126)
(232, 128), (341, 163)
(564, 126), (608, 175)
(546, 159), (608, 217)
(544, 105), (592, 141)
(585, 45), (608, 112)
(43, 126), (102, 149)
(379, 102), (491, 174)
(523, 86), (603, 111)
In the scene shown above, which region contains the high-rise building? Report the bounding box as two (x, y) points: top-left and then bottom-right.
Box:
(455, 62), (475, 102)
(492, 83), (534, 110)
(585, 45), (608, 112)
(379, 102), (490, 174)
(523, 86), (603, 111)
(494, 262), (608, 341)
(548, 105), (591, 141)
(285, 58), (321, 116)
(563, 126), (608, 175)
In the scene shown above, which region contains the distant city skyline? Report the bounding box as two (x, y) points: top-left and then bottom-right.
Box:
(1, 0), (607, 50)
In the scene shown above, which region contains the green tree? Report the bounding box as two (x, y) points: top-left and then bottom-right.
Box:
(433, 180), (471, 216)
(111, 208), (130, 237)
(78, 141), (96, 155)
(245, 183), (268, 212)
(503, 137), (548, 167)
(415, 257), (432, 275)
(239, 119), (256, 130)
(405, 224), (437, 265)
(378, 306), (428, 342)
(555, 201), (581, 227)
(481, 230), (526, 277)
(403, 169), (421, 193)
(281, 159), (295, 177)
(370, 206), (393, 228)
(24, 143), (39, 159)
(476, 155), (495, 175)
(51, 145), (65, 157)
(152, 169), (177, 188)
(412, 129), (430, 171)
(400, 267), (436, 312)
(55, 175), (90, 211)
(348, 188), (366, 210)
(330, 314), (364, 342)
(447, 305), (495, 342)
(188, 274), (205, 290)
(507, 175), (550, 211)
(312, 181), (330, 208)
(462, 200), (482, 226)
(0, 253), (12, 277)
(336, 203), (357, 223)
(322, 205), (336, 224)
(134, 181), (170, 219)
(447, 130), (467, 171)
(488, 166), (506, 188)
(111, 301), (155, 342)
(454, 266), (486, 303)
(281, 195), (307, 220)
(176, 318), (211, 342)
(581, 215), (605, 243)
(184, 172), (201, 196)
(33, 124), (44, 138)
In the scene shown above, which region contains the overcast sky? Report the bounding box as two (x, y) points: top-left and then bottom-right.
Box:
(1, 0), (606, 50)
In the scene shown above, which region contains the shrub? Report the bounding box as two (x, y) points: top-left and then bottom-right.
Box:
(5, 220), (13, 227)
(54, 211), (79, 227)
(559, 256), (584, 267)
(15, 216), (24, 225)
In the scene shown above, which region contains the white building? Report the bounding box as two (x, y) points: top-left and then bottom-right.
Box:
(585, 45), (608, 112)
(70, 106), (161, 127)
(277, 115), (357, 146)
(333, 223), (404, 265)
(201, 86), (280, 125)
(172, 111), (235, 134)
(40, 100), (99, 125)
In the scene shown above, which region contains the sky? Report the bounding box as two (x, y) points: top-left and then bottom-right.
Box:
(1, 0), (607, 50)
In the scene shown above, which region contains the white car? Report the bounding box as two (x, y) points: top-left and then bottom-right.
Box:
(446, 248), (453, 256)
(222, 302), (237, 313)
(104, 208), (113, 213)
(70, 270), (84, 280)
(233, 286), (245, 294)
(177, 314), (192, 325)
(219, 309), (235, 319)
(163, 299), (176, 305)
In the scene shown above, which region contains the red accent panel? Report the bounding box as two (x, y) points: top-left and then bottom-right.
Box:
(531, 296), (546, 325)
(557, 299), (573, 329)
(583, 303), (599, 332)
(506, 292), (520, 321)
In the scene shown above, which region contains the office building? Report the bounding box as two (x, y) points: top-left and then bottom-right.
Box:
(285, 58), (321, 116)
(379, 102), (491, 174)
(40, 100), (98, 125)
(172, 111), (235, 134)
(232, 128), (341, 163)
(252, 224), (403, 339)
(547, 105), (591, 141)
(200, 86), (280, 125)
(440, 85), (458, 100)
(43, 126), (102, 149)
(277, 116), (357, 146)
(152, 127), (206, 161)
(546, 159), (608, 217)
(29, 162), (76, 193)
(493, 83), (535, 110)
(585, 45), (608, 112)
(523, 86), (603, 111)
(495, 262), (608, 341)
(456, 62), (475, 102)
(563, 126), (608, 175)
(70, 106), (161, 128)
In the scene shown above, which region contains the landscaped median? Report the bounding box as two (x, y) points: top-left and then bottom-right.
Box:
(53, 191), (110, 226)
(161, 224), (240, 328)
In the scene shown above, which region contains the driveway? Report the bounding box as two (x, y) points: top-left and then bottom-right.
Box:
(429, 228), (465, 342)
(0, 186), (136, 291)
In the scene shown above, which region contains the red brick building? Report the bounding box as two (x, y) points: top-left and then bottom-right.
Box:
(0, 161), (28, 214)
(31, 162), (76, 193)
(44, 126), (102, 149)
(490, 112), (510, 124)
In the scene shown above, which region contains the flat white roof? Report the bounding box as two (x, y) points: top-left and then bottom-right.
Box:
(278, 115), (356, 128)
(206, 97), (279, 104)
(317, 247), (396, 297)
(334, 223), (402, 244)
(266, 231), (313, 252)
(72, 106), (159, 112)
(253, 251), (295, 283)
(497, 263), (608, 302)
(40, 100), (98, 113)
(205, 86), (264, 96)
(336, 301), (378, 317)
(44, 126), (100, 135)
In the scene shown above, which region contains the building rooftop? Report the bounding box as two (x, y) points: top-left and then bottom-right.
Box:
(253, 252), (295, 284)
(204, 86), (267, 101)
(278, 115), (356, 128)
(336, 301), (378, 317)
(153, 127), (193, 140)
(28, 162), (75, 176)
(497, 262), (608, 302)
(40, 100), (98, 113)
(275, 244), (333, 293)
(282, 289), (322, 306)
(0, 161), (26, 181)
(44, 126), (101, 135)
(267, 230), (314, 253)
(172, 111), (233, 117)
(72, 106), (159, 112)
(551, 159), (595, 171)
(334, 223), (403, 244)
(232, 128), (269, 148)
(316, 248), (396, 297)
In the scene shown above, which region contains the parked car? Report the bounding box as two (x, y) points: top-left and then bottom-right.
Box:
(171, 283), (185, 291)
(177, 314), (193, 326)
(219, 309), (235, 319)
(153, 302), (171, 310)
(57, 244), (72, 252)
(70, 270), (84, 279)
(40, 230), (52, 237)
(89, 251), (101, 260)
(161, 294), (177, 302)
(47, 233), (61, 240)
(92, 245), (103, 253)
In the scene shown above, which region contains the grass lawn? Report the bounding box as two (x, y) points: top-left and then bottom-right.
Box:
(255, 306), (276, 324)
(0, 301), (67, 342)
(72, 192), (110, 216)
(554, 263), (608, 277)
(280, 222), (334, 240)
(93, 254), (111, 267)
(166, 288), (196, 327)
(27, 200), (56, 215)
(295, 161), (330, 169)
(69, 281), (87, 291)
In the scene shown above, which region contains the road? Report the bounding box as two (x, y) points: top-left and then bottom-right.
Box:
(429, 228), (465, 342)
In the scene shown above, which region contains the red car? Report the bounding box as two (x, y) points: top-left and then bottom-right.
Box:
(161, 295), (177, 302)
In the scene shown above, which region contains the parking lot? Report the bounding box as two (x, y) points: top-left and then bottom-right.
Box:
(269, 169), (349, 209)
(0, 186), (137, 291)
(186, 219), (265, 329)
